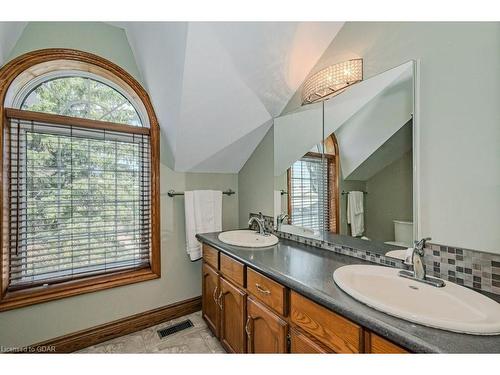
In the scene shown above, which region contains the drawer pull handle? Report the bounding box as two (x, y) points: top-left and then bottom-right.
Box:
(212, 286), (219, 303)
(255, 283), (271, 295)
(218, 290), (224, 309)
(245, 316), (252, 336)
(245, 316), (254, 353)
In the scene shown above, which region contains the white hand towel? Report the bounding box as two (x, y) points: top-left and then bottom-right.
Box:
(347, 191), (364, 237)
(184, 190), (222, 261)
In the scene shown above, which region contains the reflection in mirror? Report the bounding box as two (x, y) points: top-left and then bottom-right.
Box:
(273, 60), (416, 259)
(323, 61), (415, 255)
(273, 102), (323, 238)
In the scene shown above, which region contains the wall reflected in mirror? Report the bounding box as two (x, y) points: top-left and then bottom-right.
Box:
(273, 61), (415, 256)
(274, 102), (324, 238)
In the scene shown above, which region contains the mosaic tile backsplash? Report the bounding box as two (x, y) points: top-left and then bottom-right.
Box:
(248, 213), (404, 268)
(248, 213), (500, 296)
(423, 244), (500, 295)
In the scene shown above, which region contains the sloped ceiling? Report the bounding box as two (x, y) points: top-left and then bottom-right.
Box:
(0, 21), (343, 173)
(117, 22), (344, 173)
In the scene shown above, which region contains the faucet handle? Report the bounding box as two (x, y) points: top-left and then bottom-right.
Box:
(414, 237), (432, 249)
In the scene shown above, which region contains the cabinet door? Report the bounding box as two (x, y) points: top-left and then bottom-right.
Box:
(219, 277), (247, 353)
(365, 332), (409, 354)
(246, 296), (287, 353)
(290, 327), (331, 353)
(202, 262), (220, 337)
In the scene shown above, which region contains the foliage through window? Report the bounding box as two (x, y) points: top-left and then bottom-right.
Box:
(0, 50), (160, 311)
(8, 119), (151, 289)
(5, 73), (152, 293)
(21, 76), (142, 126)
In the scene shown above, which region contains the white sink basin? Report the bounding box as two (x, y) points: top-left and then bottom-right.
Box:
(218, 230), (279, 248)
(333, 264), (500, 335)
(385, 249), (407, 260)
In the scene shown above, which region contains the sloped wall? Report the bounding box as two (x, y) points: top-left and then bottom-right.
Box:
(0, 22), (239, 348)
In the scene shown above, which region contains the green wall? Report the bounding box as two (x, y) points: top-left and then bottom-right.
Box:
(365, 151), (413, 242)
(0, 22), (239, 348)
(8, 22), (143, 83)
(238, 127), (274, 227)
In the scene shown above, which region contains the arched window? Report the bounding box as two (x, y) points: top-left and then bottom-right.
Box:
(0, 49), (160, 311)
(324, 134), (340, 234)
(18, 74), (144, 126)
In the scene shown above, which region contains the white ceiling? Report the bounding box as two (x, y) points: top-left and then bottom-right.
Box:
(118, 22), (344, 172)
(0, 21), (343, 173)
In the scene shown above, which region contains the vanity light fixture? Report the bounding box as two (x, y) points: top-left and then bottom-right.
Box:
(302, 58), (363, 104)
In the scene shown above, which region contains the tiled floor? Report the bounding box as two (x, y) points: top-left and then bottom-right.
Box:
(77, 311), (225, 353)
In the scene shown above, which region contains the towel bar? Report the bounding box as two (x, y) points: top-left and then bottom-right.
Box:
(167, 189), (236, 197)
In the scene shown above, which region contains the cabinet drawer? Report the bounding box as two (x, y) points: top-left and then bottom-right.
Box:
(366, 332), (408, 354)
(290, 291), (362, 353)
(246, 268), (287, 316)
(220, 253), (245, 287)
(203, 244), (219, 269)
(290, 327), (331, 354)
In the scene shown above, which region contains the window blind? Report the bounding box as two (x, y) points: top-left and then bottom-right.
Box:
(7, 116), (151, 290)
(289, 155), (328, 232)
(324, 156), (337, 233)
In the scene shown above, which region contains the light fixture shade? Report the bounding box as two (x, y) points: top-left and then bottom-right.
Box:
(302, 59), (363, 104)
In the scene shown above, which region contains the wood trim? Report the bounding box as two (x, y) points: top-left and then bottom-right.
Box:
(0, 48), (161, 310)
(330, 134), (340, 234)
(5, 108), (150, 135)
(30, 296), (201, 353)
(0, 268), (159, 312)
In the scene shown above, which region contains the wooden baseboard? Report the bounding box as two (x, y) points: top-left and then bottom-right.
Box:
(32, 296), (202, 353)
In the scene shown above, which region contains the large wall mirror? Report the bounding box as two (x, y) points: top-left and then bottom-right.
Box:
(274, 61), (416, 257)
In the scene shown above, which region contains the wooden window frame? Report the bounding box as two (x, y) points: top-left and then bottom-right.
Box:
(0, 49), (161, 312)
(286, 134), (340, 234)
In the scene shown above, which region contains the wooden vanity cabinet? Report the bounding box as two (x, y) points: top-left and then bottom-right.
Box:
(289, 327), (331, 353)
(202, 245), (248, 353)
(290, 291), (362, 353)
(202, 262), (220, 337)
(201, 243), (409, 354)
(246, 296), (288, 353)
(365, 331), (409, 354)
(219, 277), (247, 353)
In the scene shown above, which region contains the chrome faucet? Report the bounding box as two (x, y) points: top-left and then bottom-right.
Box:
(398, 237), (445, 287)
(248, 212), (268, 236)
(276, 213), (288, 230)
(405, 237), (430, 279)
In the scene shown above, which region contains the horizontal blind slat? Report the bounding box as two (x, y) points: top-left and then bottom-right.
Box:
(7, 116), (152, 289)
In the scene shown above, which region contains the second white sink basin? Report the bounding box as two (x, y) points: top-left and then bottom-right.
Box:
(218, 230), (279, 248)
(333, 264), (500, 335)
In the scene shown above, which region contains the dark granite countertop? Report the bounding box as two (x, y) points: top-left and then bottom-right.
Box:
(197, 232), (500, 353)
